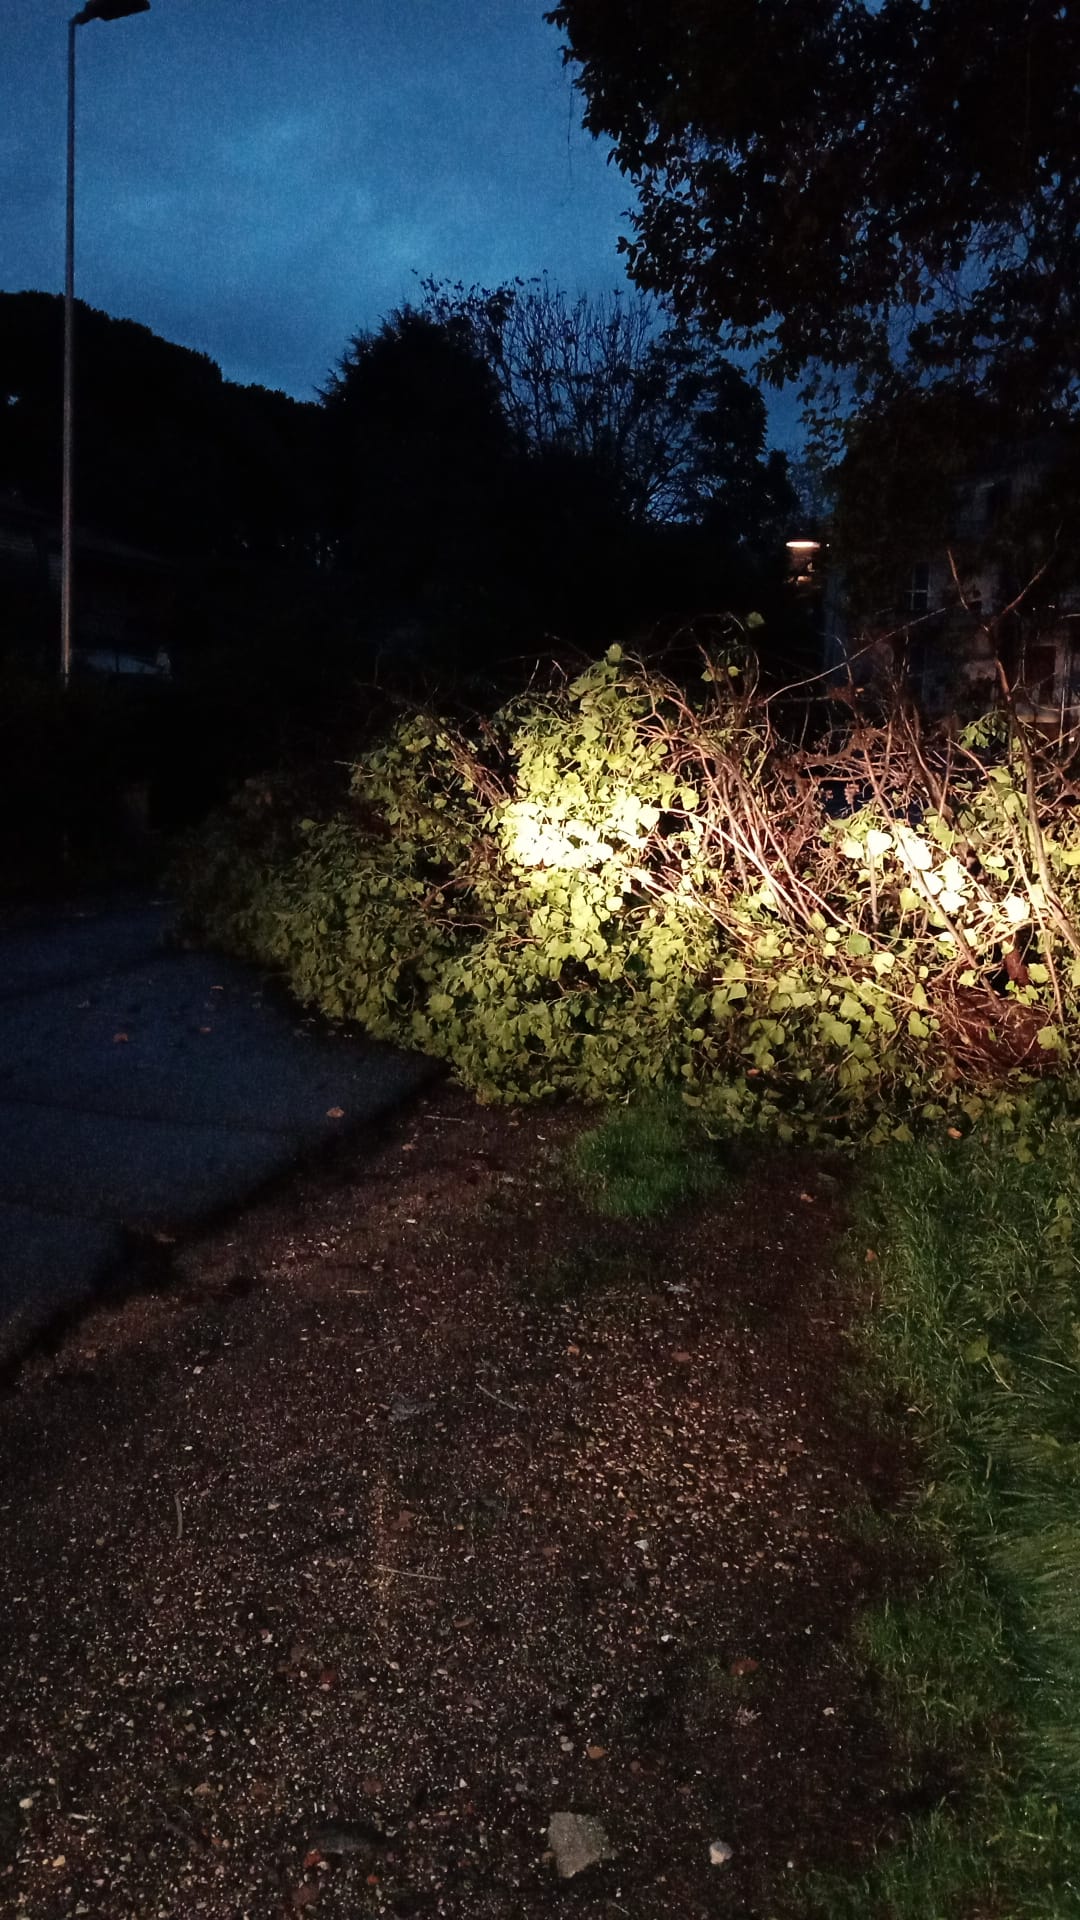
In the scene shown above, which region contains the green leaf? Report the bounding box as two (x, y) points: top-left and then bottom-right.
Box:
(818, 1013), (853, 1048)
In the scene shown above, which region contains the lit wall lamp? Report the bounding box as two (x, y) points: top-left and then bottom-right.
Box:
(785, 537), (822, 590)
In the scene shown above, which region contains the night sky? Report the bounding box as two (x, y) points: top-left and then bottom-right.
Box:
(2, 1), (637, 401)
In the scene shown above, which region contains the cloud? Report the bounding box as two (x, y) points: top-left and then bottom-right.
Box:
(2, 1), (636, 400)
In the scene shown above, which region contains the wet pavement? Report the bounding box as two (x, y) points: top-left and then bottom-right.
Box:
(0, 898), (434, 1351)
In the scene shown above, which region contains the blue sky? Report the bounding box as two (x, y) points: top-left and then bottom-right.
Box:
(2, 1), (801, 447)
(2, 1), (638, 395)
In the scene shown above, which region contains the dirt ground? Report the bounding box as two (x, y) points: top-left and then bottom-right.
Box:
(0, 1088), (904, 1919)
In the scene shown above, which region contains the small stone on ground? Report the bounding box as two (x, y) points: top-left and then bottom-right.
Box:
(547, 1811), (614, 1878)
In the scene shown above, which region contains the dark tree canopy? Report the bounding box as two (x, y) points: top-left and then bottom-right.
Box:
(0, 285), (800, 697)
(0, 292), (322, 564)
(321, 307), (515, 629)
(417, 276), (793, 543)
(545, 0), (1080, 420)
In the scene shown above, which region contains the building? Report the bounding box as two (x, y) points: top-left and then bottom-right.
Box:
(814, 437), (1080, 725)
(0, 488), (176, 677)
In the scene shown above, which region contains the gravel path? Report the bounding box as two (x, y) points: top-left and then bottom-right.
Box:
(0, 1091), (900, 1918)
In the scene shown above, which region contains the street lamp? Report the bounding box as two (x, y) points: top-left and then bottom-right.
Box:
(61, 0), (150, 688)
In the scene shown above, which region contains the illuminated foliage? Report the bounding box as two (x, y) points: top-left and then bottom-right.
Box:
(180, 645), (1080, 1140)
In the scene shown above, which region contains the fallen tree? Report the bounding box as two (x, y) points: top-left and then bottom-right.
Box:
(178, 636), (1080, 1141)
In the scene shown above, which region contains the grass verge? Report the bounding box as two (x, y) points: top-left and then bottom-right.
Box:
(565, 1090), (1080, 1913)
(807, 1110), (1080, 1918)
(570, 1093), (732, 1218)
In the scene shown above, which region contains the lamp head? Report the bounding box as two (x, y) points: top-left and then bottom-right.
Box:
(74, 0), (150, 23)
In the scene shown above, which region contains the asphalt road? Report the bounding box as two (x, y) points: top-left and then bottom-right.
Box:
(0, 898), (434, 1352)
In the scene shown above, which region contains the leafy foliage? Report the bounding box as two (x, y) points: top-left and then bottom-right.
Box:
(178, 642), (1080, 1139)
(545, 0), (1080, 423)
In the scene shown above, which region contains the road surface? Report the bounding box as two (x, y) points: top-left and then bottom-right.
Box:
(0, 897), (434, 1354)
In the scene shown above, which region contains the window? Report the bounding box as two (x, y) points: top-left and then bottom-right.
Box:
(907, 562), (930, 616)
(1024, 642), (1056, 700)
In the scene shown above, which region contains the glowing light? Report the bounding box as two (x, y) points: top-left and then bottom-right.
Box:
(500, 795), (658, 871)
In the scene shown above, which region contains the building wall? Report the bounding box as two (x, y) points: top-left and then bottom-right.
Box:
(823, 441), (1080, 723)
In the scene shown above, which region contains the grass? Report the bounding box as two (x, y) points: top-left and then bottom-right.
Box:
(563, 1086), (1080, 1913)
(571, 1092), (731, 1218)
(806, 1106), (1080, 1918)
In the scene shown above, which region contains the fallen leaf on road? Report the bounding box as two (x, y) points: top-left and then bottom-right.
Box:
(113, 1032), (129, 1043)
(730, 1657), (760, 1676)
(326, 1107), (345, 1120)
(587, 1744), (607, 1760)
(199, 1026), (212, 1034)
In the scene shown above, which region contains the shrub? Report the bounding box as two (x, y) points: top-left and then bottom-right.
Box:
(177, 643), (1080, 1138)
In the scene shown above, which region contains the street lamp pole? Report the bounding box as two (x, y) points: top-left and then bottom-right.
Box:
(61, 15), (77, 690)
(60, 0), (151, 690)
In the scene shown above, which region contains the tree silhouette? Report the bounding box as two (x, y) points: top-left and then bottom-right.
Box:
(322, 307), (514, 649)
(419, 276), (791, 539)
(546, 0), (1080, 429)
(0, 292), (323, 565)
